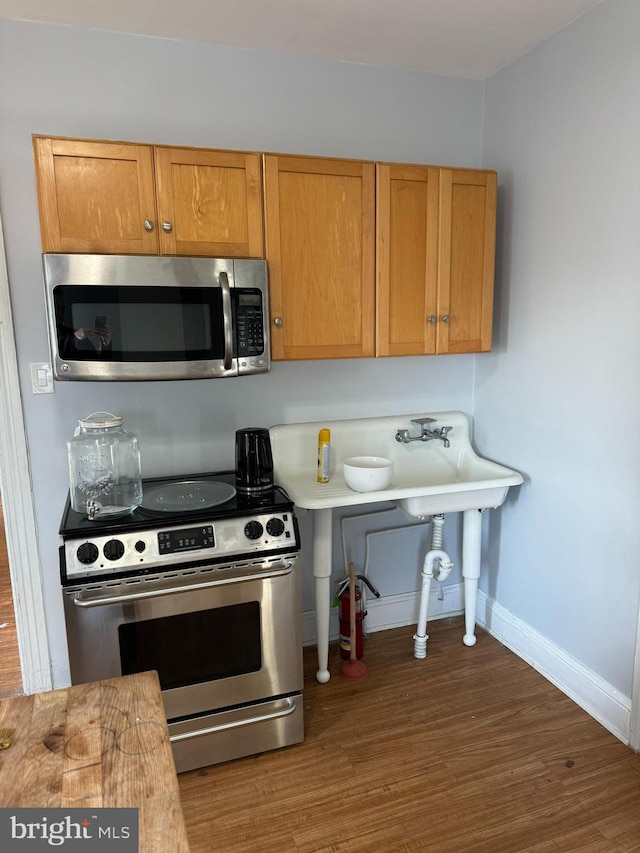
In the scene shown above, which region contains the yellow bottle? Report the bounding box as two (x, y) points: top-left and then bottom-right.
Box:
(317, 428), (331, 483)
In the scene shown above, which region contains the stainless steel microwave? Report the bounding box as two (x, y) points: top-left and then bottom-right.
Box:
(43, 254), (270, 381)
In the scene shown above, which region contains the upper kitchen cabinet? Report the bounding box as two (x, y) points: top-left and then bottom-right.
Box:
(263, 154), (375, 360)
(437, 168), (496, 354)
(376, 164), (496, 356)
(376, 163), (439, 356)
(153, 147), (263, 257)
(33, 137), (264, 257)
(33, 137), (159, 254)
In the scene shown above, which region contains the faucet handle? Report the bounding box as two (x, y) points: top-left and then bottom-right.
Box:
(410, 417), (436, 427)
(433, 425), (453, 447)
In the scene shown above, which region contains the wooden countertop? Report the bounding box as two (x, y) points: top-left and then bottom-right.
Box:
(0, 671), (190, 852)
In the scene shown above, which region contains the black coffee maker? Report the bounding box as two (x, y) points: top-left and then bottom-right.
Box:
(235, 427), (274, 494)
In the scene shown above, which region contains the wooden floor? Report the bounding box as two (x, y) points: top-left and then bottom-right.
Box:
(179, 618), (640, 853)
(0, 499), (22, 698)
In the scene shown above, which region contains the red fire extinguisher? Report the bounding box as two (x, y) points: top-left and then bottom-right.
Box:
(339, 580), (364, 660)
(335, 570), (381, 661)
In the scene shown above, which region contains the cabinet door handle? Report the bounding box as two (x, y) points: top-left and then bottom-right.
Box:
(427, 315), (436, 324)
(143, 220), (154, 231)
(274, 316), (283, 328)
(441, 315), (450, 323)
(162, 221), (173, 232)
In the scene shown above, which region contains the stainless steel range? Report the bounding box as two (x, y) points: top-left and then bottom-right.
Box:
(58, 471), (303, 773)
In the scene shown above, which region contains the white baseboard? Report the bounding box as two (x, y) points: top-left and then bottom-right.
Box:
(301, 582), (464, 647)
(302, 582), (632, 746)
(476, 590), (631, 745)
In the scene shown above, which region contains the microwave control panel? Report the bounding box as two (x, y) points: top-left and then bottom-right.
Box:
(235, 295), (265, 356)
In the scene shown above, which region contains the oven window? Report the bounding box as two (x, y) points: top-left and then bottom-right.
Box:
(54, 285), (223, 362)
(118, 602), (261, 690)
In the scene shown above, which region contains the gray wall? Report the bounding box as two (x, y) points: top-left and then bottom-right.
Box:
(0, 20), (483, 685)
(478, 0), (640, 695)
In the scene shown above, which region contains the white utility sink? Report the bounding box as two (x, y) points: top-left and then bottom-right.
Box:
(270, 411), (523, 684)
(393, 453), (523, 518)
(270, 411), (523, 514)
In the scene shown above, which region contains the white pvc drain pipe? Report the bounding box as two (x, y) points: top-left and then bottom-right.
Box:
(413, 514), (454, 659)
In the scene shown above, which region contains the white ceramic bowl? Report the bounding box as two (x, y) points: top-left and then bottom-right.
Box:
(343, 456), (394, 492)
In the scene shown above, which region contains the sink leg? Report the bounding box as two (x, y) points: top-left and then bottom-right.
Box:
(312, 508), (333, 683)
(463, 578), (479, 647)
(462, 508), (483, 647)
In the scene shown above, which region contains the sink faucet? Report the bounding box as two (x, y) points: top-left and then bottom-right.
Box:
(395, 418), (453, 448)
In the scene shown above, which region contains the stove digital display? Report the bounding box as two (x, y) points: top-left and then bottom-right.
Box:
(158, 525), (215, 554)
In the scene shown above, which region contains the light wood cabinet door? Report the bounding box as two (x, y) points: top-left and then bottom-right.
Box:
(154, 147), (264, 257)
(263, 154), (375, 360)
(376, 163), (439, 356)
(33, 137), (264, 258)
(33, 137), (158, 254)
(437, 168), (496, 353)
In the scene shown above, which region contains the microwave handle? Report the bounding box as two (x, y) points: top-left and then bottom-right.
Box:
(219, 271), (233, 371)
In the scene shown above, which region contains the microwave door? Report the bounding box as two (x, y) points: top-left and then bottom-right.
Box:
(47, 286), (235, 381)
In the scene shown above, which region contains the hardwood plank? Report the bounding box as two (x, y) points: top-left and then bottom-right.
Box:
(178, 618), (640, 852)
(0, 498), (22, 698)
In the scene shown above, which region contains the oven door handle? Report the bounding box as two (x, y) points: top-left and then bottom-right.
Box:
(169, 697), (298, 744)
(219, 270), (234, 371)
(71, 560), (296, 608)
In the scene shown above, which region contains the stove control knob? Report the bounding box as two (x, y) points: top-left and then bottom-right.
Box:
(244, 520), (264, 540)
(103, 539), (125, 561)
(134, 540), (146, 553)
(266, 517), (285, 537)
(76, 542), (99, 565)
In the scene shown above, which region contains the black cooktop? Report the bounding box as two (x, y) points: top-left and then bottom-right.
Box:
(59, 470), (294, 539)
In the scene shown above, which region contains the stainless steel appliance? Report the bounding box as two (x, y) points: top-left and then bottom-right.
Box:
(58, 471), (303, 772)
(235, 427), (274, 495)
(44, 254), (270, 381)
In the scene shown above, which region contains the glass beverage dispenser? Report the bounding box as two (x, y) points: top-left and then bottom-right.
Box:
(67, 412), (142, 519)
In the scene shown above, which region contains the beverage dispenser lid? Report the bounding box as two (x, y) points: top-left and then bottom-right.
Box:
(78, 412), (123, 430)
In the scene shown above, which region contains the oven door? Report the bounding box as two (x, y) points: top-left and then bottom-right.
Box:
(62, 557), (302, 721)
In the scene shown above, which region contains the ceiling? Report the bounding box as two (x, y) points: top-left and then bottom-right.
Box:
(1, 0), (604, 79)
